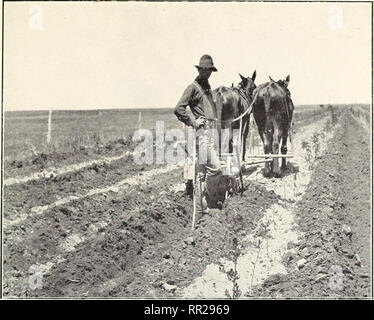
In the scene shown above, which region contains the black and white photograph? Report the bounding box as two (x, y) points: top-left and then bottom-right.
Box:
(1, 0), (372, 303)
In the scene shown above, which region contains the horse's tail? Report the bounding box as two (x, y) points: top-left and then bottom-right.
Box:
(215, 86), (229, 105)
(214, 87), (224, 118)
(263, 85), (272, 114)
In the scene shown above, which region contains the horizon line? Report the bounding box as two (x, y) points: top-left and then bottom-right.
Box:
(2, 102), (371, 113)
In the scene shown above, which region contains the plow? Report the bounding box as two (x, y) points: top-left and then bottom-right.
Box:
(179, 96), (295, 231)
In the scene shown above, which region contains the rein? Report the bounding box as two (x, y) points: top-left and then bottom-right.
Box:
(193, 81), (258, 126)
(220, 89), (259, 124)
(237, 86), (251, 109)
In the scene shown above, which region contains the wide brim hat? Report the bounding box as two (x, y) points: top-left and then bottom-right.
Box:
(195, 54), (218, 72)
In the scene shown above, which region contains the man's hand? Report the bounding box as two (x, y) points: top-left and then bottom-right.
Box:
(193, 117), (205, 129)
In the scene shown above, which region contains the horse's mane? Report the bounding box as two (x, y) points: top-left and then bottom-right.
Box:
(255, 80), (286, 96)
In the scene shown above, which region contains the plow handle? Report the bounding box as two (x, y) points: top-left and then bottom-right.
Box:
(191, 137), (197, 231)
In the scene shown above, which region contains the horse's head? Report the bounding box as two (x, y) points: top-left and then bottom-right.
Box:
(274, 75), (290, 90)
(238, 70), (257, 97)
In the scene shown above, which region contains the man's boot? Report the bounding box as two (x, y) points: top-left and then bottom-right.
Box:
(201, 196), (210, 214)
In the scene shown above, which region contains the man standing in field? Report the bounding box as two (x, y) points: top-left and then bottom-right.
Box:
(174, 54), (222, 220)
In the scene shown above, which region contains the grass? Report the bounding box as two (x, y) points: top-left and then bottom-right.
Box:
(4, 104), (365, 165)
(4, 108), (180, 164)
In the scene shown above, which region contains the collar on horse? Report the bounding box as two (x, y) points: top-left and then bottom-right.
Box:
(220, 87), (258, 124)
(233, 84), (254, 114)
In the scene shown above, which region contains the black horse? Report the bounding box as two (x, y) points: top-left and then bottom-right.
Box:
(213, 71), (257, 161)
(252, 75), (294, 177)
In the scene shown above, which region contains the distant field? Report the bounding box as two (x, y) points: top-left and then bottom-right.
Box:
(4, 108), (180, 163)
(3, 104), (365, 164)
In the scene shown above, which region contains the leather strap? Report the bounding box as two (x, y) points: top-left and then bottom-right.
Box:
(192, 81), (217, 121)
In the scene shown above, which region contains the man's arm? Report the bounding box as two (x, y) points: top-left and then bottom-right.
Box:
(174, 85), (198, 128)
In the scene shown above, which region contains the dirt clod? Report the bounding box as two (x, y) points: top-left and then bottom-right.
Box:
(184, 236), (195, 246)
(342, 224), (352, 236)
(297, 258), (307, 269)
(163, 282), (178, 292)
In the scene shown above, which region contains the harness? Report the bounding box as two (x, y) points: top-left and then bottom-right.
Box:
(220, 87), (259, 125)
(236, 87), (251, 110)
(192, 81), (217, 120)
(192, 81), (259, 126)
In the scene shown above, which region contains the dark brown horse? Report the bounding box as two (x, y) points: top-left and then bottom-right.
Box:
(252, 75), (294, 177)
(213, 71), (257, 161)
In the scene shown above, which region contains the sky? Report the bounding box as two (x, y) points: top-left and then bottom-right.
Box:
(3, 1), (372, 111)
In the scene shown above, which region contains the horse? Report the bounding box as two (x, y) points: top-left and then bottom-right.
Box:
(252, 75), (294, 177)
(213, 71), (257, 162)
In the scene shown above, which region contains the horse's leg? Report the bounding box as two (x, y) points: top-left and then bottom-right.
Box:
(229, 124), (234, 154)
(272, 120), (282, 178)
(242, 115), (250, 162)
(258, 127), (264, 144)
(255, 110), (271, 177)
(256, 123), (269, 174)
(218, 124), (222, 156)
(263, 124), (272, 177)
(281, 128), (288, 171)
(262, 93), (274, 177)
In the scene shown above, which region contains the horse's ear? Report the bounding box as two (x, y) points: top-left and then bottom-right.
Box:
(285, 75), (290, 83)
(269, 76), (275, 82)
(239, 73), (246, 82)
(251, 70), (257, 81)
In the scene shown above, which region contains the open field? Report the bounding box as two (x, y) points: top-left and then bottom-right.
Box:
(4, 105), (348, 173)
(2, 104), (372, 298)
(4, 108), (177, 175)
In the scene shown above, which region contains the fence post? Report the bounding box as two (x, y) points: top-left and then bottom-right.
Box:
(47, 109), (52, 144)
(138, 111), (142, 129)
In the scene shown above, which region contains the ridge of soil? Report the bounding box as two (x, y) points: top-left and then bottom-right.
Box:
(36, 182), (280, 297)
(250, 112), (371, 298)
(3, 155), (165, 227)
(4, 137), (134, 179)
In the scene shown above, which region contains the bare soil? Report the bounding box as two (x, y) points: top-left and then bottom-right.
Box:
(3, 109), (371, 298)
(250, 111), (371, 298)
